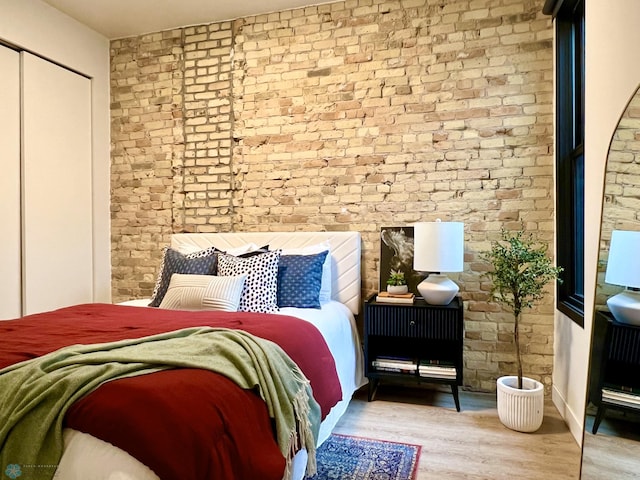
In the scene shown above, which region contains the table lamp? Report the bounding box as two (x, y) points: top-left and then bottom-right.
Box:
(413, 220), (464, 305)
(605, 229), (640, 326)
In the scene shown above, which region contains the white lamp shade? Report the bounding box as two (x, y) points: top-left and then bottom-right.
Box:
(605, 230), (640, 288)
(413, 221), (464, 273)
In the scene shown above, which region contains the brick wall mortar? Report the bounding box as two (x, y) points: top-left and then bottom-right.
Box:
(111, 0), (555, 393)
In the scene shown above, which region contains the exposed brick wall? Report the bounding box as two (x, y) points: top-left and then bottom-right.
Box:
(110, 0), (554, 392)
(182, 22), (235, 231)
(111, 30), (185, 301)
(596, 89), (640, 307)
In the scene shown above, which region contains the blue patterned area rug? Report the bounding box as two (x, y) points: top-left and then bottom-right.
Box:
(305, 433), (421, 480)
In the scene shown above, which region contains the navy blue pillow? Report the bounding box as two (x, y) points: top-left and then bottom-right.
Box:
(277, 251), (328, 309)
(149, 247), (218, 307)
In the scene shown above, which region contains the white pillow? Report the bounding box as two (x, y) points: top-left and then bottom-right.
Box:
(173, 244), (213, 255)
(225, 243), (262, 256)
(281, 242), (332, 303)
(174, 243), (263, 256)
(159, 274), (246, 312)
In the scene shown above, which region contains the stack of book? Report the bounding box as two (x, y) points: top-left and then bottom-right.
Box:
(418, 360), (457, 379)
(371, 356), (417, 374)
(375, 291), (415, 304)
(601, 384), (640, 409)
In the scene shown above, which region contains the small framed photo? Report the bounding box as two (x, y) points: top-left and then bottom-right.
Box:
(379, 226), (421, 295)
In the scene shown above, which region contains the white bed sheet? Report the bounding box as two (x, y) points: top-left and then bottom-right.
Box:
(54, 301), (365, 480)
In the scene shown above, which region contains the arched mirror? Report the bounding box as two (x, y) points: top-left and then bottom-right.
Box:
(581, 85), (640, 478)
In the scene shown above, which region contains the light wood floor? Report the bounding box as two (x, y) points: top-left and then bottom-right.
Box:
(581, 408), (640, 479)
(331, 385), (581, 480)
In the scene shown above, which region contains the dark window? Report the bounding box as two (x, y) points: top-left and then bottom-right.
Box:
(544, 0), (585, 326)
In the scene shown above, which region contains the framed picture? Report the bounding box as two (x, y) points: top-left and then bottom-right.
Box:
(379, 226), (422, 295)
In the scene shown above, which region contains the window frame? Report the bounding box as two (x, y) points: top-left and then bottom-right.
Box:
(546, 0), (585, 326)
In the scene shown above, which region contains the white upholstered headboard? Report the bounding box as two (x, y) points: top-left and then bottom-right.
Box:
(171, 232), (362, 315)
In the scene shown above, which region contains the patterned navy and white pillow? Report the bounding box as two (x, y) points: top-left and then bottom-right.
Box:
(148, 246), (219, 307)
(217, 250), (281, 313)
(280, 242), (332, 303)
(277, 251), (328, 309)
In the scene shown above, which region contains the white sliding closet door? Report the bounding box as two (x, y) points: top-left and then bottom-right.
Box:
(0, 46), (21, 320)
(21, 52), (93, 315)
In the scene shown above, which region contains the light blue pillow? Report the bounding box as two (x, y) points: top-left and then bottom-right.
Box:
(277, 251), (328, 309)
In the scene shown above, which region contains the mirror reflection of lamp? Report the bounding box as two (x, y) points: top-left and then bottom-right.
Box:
(605, 230), (640, 326)
(413, 220), (464, 305)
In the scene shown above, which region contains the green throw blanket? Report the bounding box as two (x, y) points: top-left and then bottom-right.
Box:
(0, 327), (320, 480)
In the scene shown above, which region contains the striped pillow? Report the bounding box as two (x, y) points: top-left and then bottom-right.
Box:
(159, 274), (246, 312)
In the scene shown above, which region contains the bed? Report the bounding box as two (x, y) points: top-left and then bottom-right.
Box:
(0, 231), (365, 480)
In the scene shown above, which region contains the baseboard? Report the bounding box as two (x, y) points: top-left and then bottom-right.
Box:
(552, 385), (584, 447)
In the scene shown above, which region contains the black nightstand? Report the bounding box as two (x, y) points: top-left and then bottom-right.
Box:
(589, 310), (640, 434)
(364, 294), (464, 411)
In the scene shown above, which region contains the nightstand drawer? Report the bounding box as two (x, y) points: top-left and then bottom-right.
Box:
(365, 304), (460, 340)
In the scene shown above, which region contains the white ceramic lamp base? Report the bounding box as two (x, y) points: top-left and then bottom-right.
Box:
(607, 290), (640, 326)
(417, 274), (458, 305)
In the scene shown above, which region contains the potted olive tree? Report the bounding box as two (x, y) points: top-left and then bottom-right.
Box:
(481, 227), (562, 432)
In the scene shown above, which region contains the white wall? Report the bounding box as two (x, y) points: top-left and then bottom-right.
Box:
(553, 0), (640, 446)
(0, 0), (111, 303)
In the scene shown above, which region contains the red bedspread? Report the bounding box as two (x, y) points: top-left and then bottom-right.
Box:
(0, 304), (342, 480)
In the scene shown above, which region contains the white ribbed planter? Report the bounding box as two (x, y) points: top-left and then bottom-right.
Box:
(387, 285), (408, 294)
(496, 376), (544, 433)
